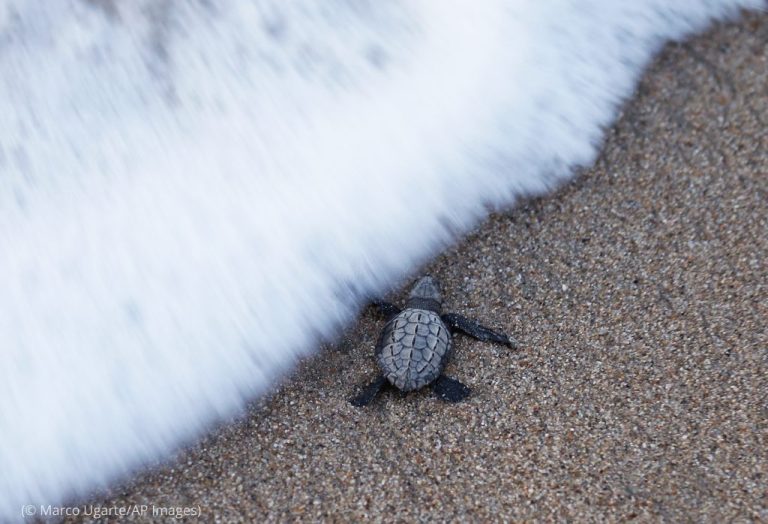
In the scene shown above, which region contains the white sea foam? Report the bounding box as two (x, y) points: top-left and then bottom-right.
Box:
(0, 0), (762, 517)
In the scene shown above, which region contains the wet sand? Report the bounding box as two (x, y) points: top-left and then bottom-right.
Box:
(69, 13), (766, 523)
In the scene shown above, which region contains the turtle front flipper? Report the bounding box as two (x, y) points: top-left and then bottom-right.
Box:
(350, 375), (388, 407)
(371, 300), (401, 321)
(441, 313), (518, 348)
(431, 375), (471, 403)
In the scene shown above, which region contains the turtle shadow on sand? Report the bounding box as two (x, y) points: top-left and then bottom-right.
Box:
(351, 276), (518, 406)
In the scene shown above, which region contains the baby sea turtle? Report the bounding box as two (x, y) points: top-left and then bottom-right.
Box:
(351, 276), (517, 406)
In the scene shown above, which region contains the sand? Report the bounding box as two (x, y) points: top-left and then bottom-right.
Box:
(65, 12), (766, 523)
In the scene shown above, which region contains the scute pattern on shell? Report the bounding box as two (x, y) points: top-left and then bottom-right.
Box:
(376, 308), (451, 391)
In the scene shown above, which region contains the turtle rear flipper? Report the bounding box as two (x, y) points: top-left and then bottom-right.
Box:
(350, 375), (388, 407)
(441, 313), (517, 348)
(431, 375), (471, 403)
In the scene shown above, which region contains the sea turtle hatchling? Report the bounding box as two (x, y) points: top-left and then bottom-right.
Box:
(351, 276), (517, 406)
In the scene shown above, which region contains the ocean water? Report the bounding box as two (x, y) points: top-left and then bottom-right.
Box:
(0, 0), (763, 517)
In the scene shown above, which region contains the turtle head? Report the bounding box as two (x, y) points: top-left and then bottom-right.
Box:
(406, 276), (442, 312)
